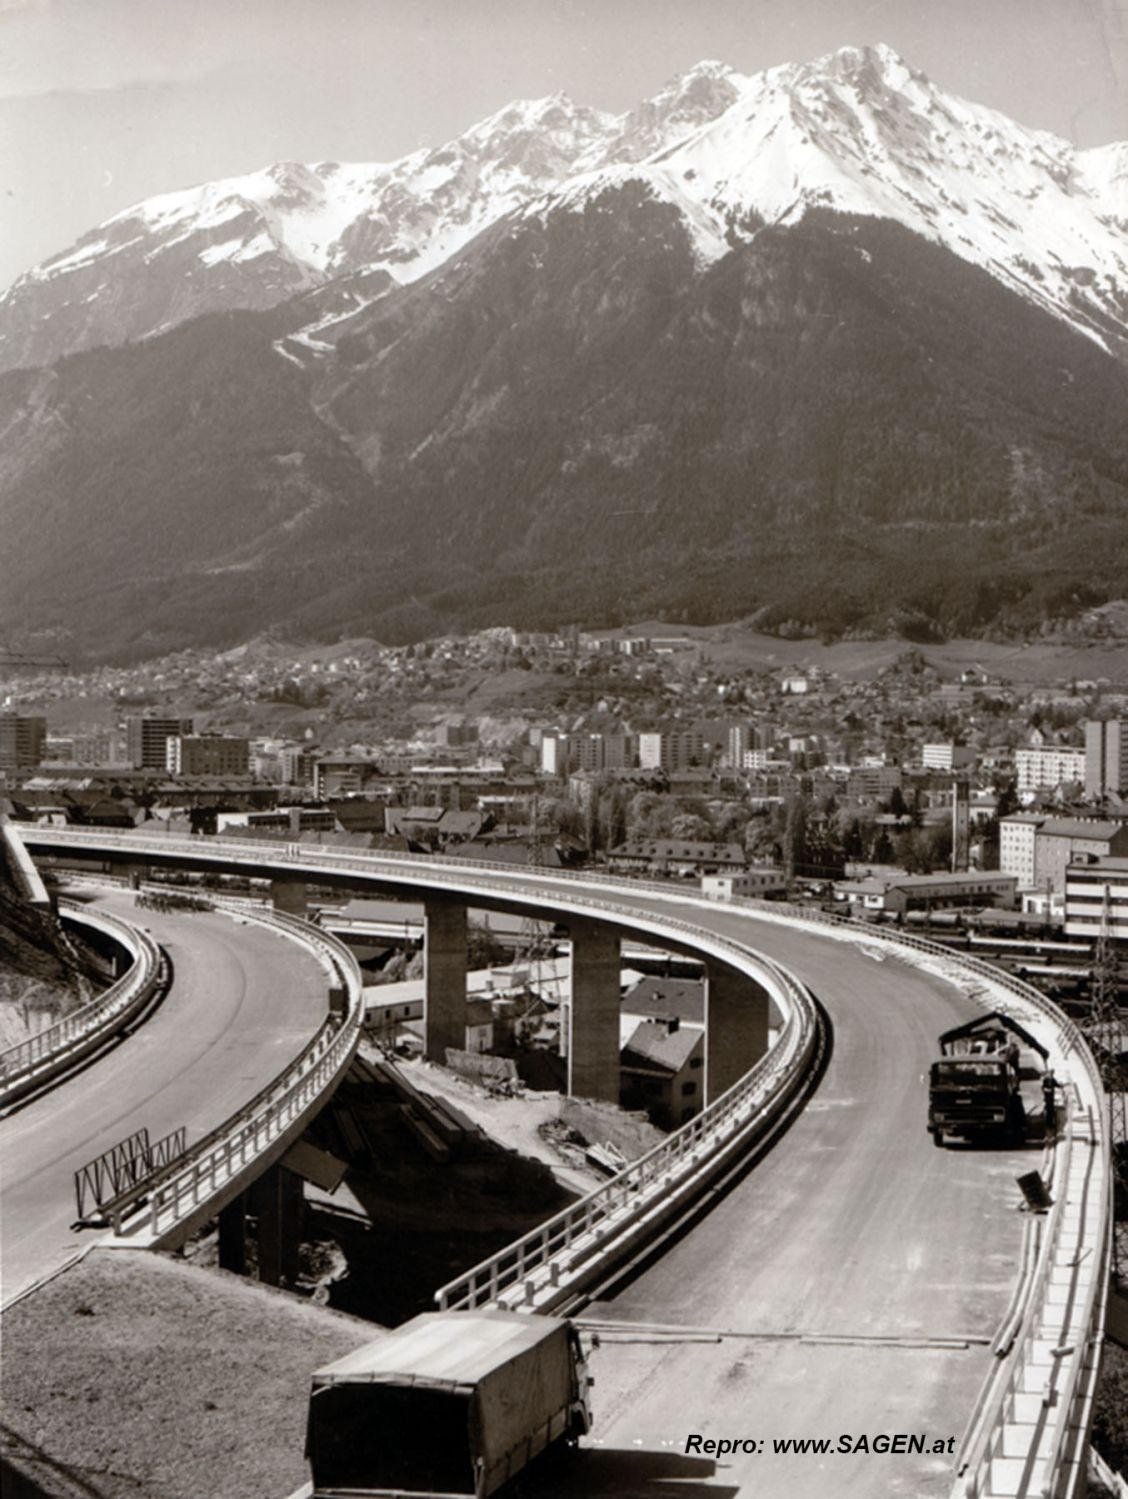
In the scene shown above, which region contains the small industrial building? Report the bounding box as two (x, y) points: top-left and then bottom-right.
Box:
(833, 871), (1018, 916)
(607, 839), (746, 878)
(700, 869), (788, 901)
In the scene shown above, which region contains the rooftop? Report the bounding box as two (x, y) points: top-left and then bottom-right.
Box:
(1039, 818), (1127, 840)
(621, 1019), (702, 1073)
(312, 1309), (566, 1386)
(621, 975), (705, 1025)
(840, 871), (1016, 894)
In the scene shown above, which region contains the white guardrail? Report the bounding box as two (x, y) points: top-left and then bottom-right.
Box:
(432, 925), (818, 1315)
(100, 902), (364, 1244)
(16, 828), (1112, 1497)
(0, 898), (163, 1107)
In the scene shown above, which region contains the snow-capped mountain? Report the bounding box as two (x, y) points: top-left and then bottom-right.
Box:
(510, 44), (1128, 355)
(4, 46), (1128, 660)
(0, 62), (752, 373)
(4, 45), (1125, 374)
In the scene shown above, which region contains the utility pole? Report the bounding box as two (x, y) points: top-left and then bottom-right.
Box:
(517, 794), (556, 1052)
(1080, 884), (1127, 1279)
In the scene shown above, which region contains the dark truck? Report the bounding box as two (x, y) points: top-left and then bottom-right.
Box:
(927, 1011), (1048, 1147)
(307, 1309), (592, 1498)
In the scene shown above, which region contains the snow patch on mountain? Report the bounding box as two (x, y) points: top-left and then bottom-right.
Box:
(639, 43), (1128, 350)
(1080, 140), (1128, 224)
(3, 43), (1127, 374)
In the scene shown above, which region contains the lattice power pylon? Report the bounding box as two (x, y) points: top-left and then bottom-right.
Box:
(516, 795), (559, 1047)
(1081, 883), (1128, 1279)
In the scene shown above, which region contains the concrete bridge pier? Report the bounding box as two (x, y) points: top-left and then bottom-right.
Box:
(424, 899), (468, 1063)
(269, 878), (308, 918)
(252, 1165), (304, 1287)
(567, 918), (621, 1104)
(705, 961), (770, 1104)
(217, 1192), (247, 1276)
(217, 1167), (304, 1286)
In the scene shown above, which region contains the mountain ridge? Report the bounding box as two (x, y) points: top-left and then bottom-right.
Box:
(1, 44), (1127, 661)
(2, 44), (1125, 373)
(3, 205), (1126, 660)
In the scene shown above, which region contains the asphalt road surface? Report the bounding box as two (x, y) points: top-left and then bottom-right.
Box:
(531, 901), (1033, 1499)
(0, 890), (329, 1306)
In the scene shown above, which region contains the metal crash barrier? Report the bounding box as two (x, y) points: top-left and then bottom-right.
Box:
(91, 904), (365, 1244)
(14, 828), (1113, 1497)
(0, 897), (165, 1108)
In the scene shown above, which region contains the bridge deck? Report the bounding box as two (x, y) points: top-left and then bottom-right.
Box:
(536, 899), (1026, 1498)
(0, 891), (329, 1305)
(6, 836), (1065, 1496)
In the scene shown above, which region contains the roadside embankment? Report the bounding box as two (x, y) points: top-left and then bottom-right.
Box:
(0, 846), (104, 1050)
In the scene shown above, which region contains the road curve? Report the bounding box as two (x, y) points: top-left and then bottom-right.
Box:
(0, 890), (330, 1306)
(532, 897), (1031, 1499)
(8, 838), (1036, 1496)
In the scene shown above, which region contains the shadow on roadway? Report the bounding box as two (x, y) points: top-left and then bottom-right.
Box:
(517, 1444), (737, 1498)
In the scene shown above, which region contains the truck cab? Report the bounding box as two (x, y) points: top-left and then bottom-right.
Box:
(927, 1012), (1047, 1148)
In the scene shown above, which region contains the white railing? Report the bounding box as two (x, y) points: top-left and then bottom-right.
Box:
(435, 945), (817, 1313)
(101, 904), (364, 1244)
(18, 829), (1112, 1495)
(0, 899), (163, 1106)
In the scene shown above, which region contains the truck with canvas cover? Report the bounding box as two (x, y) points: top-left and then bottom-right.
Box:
(306, 1309), (591, 1498)
(927, 1011), (1048, 1147)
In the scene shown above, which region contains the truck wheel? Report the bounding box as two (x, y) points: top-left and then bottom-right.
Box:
(931, 1128), (943, 1148)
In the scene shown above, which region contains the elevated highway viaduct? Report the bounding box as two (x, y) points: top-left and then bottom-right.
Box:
(8, 829), (1111, 1499)
(0, 887), (333, 1304)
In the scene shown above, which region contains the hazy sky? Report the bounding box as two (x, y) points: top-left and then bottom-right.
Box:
(1, 0), (1125, 290)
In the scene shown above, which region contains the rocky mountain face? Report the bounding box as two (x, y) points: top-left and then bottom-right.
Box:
(3, 47), (1126, 375)
(0, 62), (753, 374)
(1, 45), (1126, 657)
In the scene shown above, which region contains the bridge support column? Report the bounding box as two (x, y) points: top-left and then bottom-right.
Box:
(567, 919), (620, 1104)
(705, 962), (770, 1104)
(269, 878), (308, 918)
(217, 1193), (247, 1275)
(424, 900), (468, 1063)
(252, 1165), (303, 1287)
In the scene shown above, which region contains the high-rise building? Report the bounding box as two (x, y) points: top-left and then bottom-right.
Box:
(1084, 718), (1128, 799)
(921, 743), (976, 771)
(1015, 746), (1087, 793)
(998, 814), (1045, 888)
(638, 730), (704, 772)
(0, 713), (47, 770)
(541, 731), (571, 776)
(127, 716), (194, 770)
(542, 731), (635, 776)
(279, 746), (318, 786)
(166, 735), (249, 777)
(437, 722), (479, 748)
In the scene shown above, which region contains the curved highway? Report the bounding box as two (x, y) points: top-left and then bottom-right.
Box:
(9, 834), (1072, 1497)
(542, 902), (1029, 1497)
(0, 889), (330, 1306)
